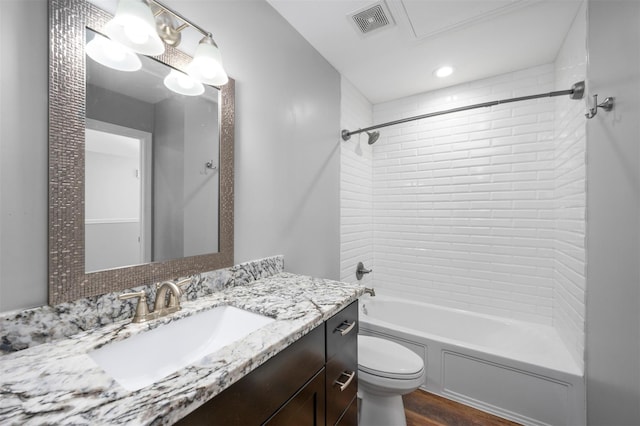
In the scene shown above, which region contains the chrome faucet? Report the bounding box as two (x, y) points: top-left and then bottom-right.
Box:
(154, 281), (183, 316)
(118, 278), (191, 323)
(364, 287), (376, 297)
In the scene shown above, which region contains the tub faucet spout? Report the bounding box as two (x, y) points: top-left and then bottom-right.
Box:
(364, 287), (376, 297)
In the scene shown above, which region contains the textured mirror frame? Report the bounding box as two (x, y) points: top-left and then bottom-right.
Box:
(48, 0), (234, 305)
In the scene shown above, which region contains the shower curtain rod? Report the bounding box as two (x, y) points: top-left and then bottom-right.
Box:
(341, 80), (586, 141)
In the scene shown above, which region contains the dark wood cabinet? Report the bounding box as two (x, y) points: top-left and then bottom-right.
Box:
(335, 396), (358, 426)
(176, 301), (358, 426)
(325, 301), (358, 426)
(264, 368), (325, 426)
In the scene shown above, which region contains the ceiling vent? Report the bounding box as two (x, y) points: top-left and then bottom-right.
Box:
(348, 1), (394, 35)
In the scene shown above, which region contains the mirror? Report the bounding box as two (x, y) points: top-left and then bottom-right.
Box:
(48, 0), (234, 305)
(85, 28), (220, 272)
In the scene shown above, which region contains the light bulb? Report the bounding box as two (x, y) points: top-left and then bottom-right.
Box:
(164, 69), (204, 96)
(104, 0), (164, 56)
(198, 61), (218, 80)
(103, 42), (127, 62)
(177, 73), (195, 89)
(186, 35), (228, 86)
(86, 33), (141, 72)
(124, 25), (149, 45)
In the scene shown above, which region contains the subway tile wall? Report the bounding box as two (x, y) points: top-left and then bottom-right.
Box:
(372, 64), (561, 324)
(340, 77), (374, 287)
(553, 2), (587, 369)
(339, 24), (586, 367)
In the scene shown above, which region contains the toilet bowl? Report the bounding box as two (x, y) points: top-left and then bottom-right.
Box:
(358, 335), (425, 426)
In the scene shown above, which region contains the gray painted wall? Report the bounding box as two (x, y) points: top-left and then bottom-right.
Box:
(0, 1), (48, 310)
(585, 0), (640, 424)
(165, 1), (341, 280)
(87, 84), (155, 133)
(183, 97), (219, 257)
(154, 98), (186, 261)
(0, 0), (340, 312)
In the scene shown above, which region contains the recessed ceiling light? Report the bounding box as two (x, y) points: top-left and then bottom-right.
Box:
(434, 66), (454, 78)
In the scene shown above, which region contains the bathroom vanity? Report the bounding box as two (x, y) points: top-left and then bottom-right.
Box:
(178, 301), (358, 425)
(0, 270), (362, 425)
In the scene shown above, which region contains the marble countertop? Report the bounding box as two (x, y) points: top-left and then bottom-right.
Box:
(0, 273), (363, 425)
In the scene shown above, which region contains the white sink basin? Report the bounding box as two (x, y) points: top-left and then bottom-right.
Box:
(89, 306), (274, 391)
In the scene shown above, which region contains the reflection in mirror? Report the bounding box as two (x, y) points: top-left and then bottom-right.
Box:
(85, 121), (151, 271)
(85, 28), (220, 273)
(48, 0), (234, 305)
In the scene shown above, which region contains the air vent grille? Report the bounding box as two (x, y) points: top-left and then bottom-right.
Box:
(350, 3), (393, 34)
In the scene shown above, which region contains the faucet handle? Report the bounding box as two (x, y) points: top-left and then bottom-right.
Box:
(118, 290), (150, 323)
(356, 262), (373, 280)
(175, 278), (192, 293)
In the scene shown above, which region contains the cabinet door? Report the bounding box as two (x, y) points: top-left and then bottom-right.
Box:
(336, 396), (357, 426)
(176, 325), (324, 425)
(264, 368), (326, 426)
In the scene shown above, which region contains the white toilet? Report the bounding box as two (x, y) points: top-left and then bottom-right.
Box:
(358, 335), (425, 426)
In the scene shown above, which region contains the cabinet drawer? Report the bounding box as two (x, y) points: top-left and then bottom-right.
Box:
(326, 301), (358, 360)
(325, 337), (357, 425)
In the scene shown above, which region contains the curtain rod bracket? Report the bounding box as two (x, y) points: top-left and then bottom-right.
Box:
(570, 81), (585, 100)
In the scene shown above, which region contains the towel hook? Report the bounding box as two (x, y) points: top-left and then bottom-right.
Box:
(204, 160), (217, 174)
(585, 94), (614, 119)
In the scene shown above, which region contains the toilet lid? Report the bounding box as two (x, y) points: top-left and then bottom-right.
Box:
(358, 335), (424, 380)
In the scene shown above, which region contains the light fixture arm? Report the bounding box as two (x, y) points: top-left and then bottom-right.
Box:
(150, 0), (210, 38)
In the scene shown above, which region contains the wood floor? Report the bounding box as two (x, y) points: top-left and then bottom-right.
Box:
(403, 389), (521, 426)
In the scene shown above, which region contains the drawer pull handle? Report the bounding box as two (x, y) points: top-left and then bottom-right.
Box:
(334, 371), (356, 392)
(334, 320), (356, 336)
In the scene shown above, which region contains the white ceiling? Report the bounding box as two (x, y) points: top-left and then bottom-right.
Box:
(266, 0), (583, 104)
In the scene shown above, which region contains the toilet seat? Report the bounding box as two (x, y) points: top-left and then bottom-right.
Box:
(358, 335), (424, 380)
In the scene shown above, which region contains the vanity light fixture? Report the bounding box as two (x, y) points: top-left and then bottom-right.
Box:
(164, 69), (205, 96)
(434, 65), (454, 78)
(104, 0), (165, 56)
(186, 34), (229, 86)
(85, 32), (142, 72)
(102, 0), (229, 86)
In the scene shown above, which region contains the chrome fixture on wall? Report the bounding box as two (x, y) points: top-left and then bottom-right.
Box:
(366, 131), (380, 145)
(88, 0), (228, 95)
(341, 81), (586, 142)
(585, 94), (614, 119)
(356, 262), (372, 280)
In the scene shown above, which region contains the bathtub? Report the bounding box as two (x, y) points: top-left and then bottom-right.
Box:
(358, 295), (585, 426)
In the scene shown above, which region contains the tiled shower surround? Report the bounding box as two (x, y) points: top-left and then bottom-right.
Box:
(340, 77), (374, 288)
(552, 3), (587, 369)
(372, 63), (559, 322)
(340, 7), (586, 368)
